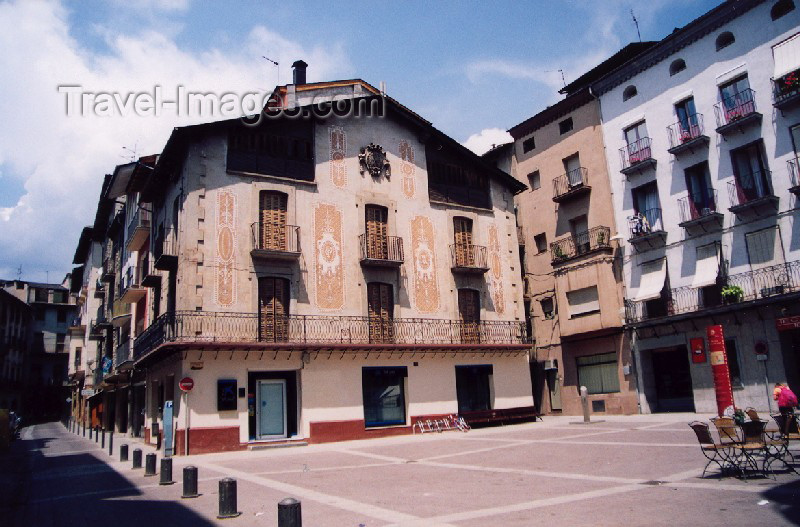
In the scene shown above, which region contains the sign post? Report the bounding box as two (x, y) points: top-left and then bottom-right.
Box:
(707, 325), (734, 416)
(179, 377), (193, 456)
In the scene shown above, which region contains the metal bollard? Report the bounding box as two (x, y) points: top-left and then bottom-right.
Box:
(145, 453), (157, 476)
(82, 421), (86, 437)
(101, 429), (106, 449)
(120, 444), (129, 462)
(182, 466), (199, 498)
(95, 426), (99, 443)
(160, 458), (174, 485)
(580, 386), (591, 423)
(278, 498), (302, 527)
(217, 478), (241, 519)
(132, 448), (143, 469)
(108, 430), (113, 456)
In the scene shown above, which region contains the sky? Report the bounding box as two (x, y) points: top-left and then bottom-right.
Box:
(0, 0), (722, 284)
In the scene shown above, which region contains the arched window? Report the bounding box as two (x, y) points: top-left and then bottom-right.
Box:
(771, 0), (795, 20)
(622, 85), (638, 101)
(716, 31), (735, 51)
(669, 58), (686, 76)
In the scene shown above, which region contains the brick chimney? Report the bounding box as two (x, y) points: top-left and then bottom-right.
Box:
(292, 60), (308, 85)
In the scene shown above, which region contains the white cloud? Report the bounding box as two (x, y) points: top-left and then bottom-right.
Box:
(0, 0), (351, 281)
(462, 128), (513, 156)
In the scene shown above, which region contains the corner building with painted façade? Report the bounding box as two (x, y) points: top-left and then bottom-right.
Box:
(132, 64), (534, 454)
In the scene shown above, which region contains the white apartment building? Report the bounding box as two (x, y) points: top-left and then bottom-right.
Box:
(587, 0), (800, 413)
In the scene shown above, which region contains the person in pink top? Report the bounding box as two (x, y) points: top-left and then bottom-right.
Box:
(774, 382), (798, 417)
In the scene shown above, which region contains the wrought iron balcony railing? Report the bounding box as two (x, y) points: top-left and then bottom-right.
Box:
(550, 226), (611, 264)
(250, 222), (301, 257)
(449, 243), (489, 272)
(678, 189), (719, 224)
(727, 172), (776, 210)
(153, 227), (178, 270)
(619, 137), (654, 173)
(126, 208), (151, 249)
(628, 208), (663, 239)
(115, 339), (131, 368)
(552, 167), (589, 201)
(772, 68), (800, 109)
(789, 158), (800, 192)
(626, 260), (800, 324)
(667, 114), (707, 152)
(714, 88), (759, 130)
(134, 311), (530, 361)
(359, 234), (404, 266)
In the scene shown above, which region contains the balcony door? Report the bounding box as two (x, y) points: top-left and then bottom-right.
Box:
(632, 182), (662, 231)
(365, 205), (388, 259)
(563, 153), (582, 187)
(569, 215), (589, 254)
(684, 162), (714, 215)
(731, 142), (770, 201)
(719, 75), (751, 110)
(258, 277), (289, 342)
(260, 191), (288, 251)
(367, 282), (394, 343)
(453, 217), (475, 266)
(624, 121), (649, 159)
(458, 288), (480, 344)
(675, 97), (699, 135)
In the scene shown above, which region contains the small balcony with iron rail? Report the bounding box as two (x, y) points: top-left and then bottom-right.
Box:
(667, 114), (709, 156)
(114, 338), (133, 371)
(125, 207), (151, 252)
(140, 253), (161, 288)
(119, 265), (146, 304)
(788, 158), (800, 196)
(772, 68), (800, 111)
(727, 172), (778, 216)
(153, 227), (178, 271)
(628, 208), (666, 250)
(677, 188), (723, 231)
(450, 243), (489, 274)
(714, 88), (762, 136)
(250, 222), (301, 261)
(552, 167), (591, 203)
(359, 234), (404, 267)
(112, 296), (131, 328)
(619, 137), (656, 177)
(100, 254), (117, 283)
(550, 226), (612, 265)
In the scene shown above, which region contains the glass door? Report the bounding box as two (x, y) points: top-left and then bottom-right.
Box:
(257, 379), (287, 439)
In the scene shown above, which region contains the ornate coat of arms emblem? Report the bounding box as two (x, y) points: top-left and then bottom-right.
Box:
(358, 143), (391, 178)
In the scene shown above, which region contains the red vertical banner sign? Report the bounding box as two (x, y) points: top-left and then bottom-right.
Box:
(707, 325), (734, 416)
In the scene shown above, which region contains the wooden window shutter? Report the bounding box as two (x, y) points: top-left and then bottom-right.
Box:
(453, 217), (474, 266)
(259, 277), (289, 342)
(365, 205), (388, 259)
(368, 282), (394, 343)
(457, 289), (480, 344)
(260, 191), (287, 250)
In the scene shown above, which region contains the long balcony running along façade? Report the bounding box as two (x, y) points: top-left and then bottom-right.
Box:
(666, 114), (709, 156)
(450, 243), (489, 274)
(677, 188), (723, 231)
(627, 208), (666, 249)
(552, 167), (591, 203)
(359, 234), (404, 267)
(727, 172), (778, 215)
(619, 137), (656, 177)
(250, 222), (301, 261)
(626, 260), (800, 324)
(714, 88), (762, 136)
(772, 68), (800, 111)
(125, 207), (151, 252)
(133, 311), (531, 363)
(550, 226), (612, 264)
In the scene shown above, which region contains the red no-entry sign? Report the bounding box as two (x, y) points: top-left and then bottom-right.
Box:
(179, 377), (194, 392)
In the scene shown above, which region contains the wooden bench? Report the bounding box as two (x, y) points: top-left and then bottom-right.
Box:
(461, 406), (541, 427)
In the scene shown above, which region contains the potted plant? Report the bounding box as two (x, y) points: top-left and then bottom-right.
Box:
(552, 245), (566, 260)
(733, 408), (746, 425)
(596, 230), (607, 246)
(721, 285), (744, 304)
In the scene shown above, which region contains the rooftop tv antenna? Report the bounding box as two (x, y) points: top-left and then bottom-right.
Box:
(631, 9), (642, 42)
(262, 55), (280, 84)
(545, 69), (567, 89)
(121, 143), (138, 161)
(17, 265), (22, 281)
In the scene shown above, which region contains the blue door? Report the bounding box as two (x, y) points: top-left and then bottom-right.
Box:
(257, 380), (287, 439)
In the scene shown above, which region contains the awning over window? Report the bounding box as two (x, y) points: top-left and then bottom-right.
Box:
(635, 258), (667, 302)
(773, 33), (800, 78)
(691, 244), (720, 288)
(566, 286), (600, 317)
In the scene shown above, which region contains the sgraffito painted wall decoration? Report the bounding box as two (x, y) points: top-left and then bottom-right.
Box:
(329, 126), (347, 189)
(411, 216), (440, 313)
(488, 224), (505, 314)
(215, 190), (237, 307)
(399, 140), (415, 199)
(314, 203), (345, 310)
